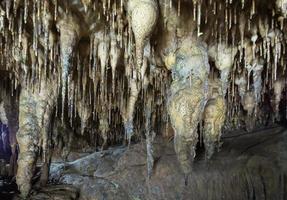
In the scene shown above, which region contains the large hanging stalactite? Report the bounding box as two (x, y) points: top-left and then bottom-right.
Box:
(56, 11), (81, 121)
(203, 79), (226, 159)
(167, 35), (210, 176)
(127, 0), (158, 70)
(16, 77), (58, 198)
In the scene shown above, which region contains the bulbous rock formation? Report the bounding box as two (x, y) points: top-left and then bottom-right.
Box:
(168, 36), (210, 175)
(128, 0), (158, 70)
(208, 43), (237, 96)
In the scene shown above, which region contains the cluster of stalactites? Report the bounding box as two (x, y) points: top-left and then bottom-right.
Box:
(0, 0), (286, 137)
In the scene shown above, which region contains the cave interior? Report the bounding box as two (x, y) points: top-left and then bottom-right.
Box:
(0, 0), (287, 199)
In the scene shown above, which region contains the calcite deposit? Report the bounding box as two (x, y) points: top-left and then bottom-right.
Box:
(0, 0), (286, 199)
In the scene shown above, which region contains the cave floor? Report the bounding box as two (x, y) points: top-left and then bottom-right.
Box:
(2, 125), (287, 200)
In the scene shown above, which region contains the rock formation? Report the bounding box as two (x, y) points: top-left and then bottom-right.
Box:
(0, 0), (286, 199)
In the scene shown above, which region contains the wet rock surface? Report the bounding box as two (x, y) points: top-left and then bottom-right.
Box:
(46, 126), (287, 200)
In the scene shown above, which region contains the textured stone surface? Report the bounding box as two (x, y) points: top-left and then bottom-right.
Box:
(47, 126), (287, 200)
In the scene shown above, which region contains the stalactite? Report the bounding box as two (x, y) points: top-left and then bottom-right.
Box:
(98, 107), (109, 151)
(127, 0), (158, 70)
(271, 78), (285, 121)
(168, 35), (210, 176)
(235, 74), (247, 101)
(239, 14), (246, 61)
(0, 101), (8, 125)
(145, 95), (156, 179)
(242, 91), (256, 131)
(76, 96), (91, 136)
(123, 76), (139, 144)
(81, 0), (92, 13)
(17, 78), (58, 198)
(110, 32), (121, 94)
(276, 0), (287, 17)
(208, 43), (237, 96)
(97, 32), (110, 101)
(203, 79), (226, 159)
(56, 12), (80, 121)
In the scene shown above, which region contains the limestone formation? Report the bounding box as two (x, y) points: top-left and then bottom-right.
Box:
(242, 91), (256, 131)
(16, 78), (58, 198)
(56, 12), (81, 120)
(168, 36), (209, 175)
(0, 101), (8, 125)
(0, 0), (286, 198)
(203, 80), (226, 159)
(203, 97), (226, 159)
(208, 43), (237, 96)
(271, 78), (285, 121)
(128, 0), (158, 70)
(276, 0), (287, 17)
(76, 97), (92, 135)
